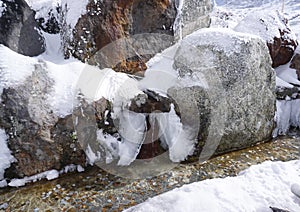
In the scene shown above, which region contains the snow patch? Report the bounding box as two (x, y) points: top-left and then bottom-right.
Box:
(127, 160), (300, 212)
(61, 0), (89, 29)
(0, 129), (15, 181)
(234, 10), (292, 42)
(0, 0), (6, 17)
(184, 28), (261, 55)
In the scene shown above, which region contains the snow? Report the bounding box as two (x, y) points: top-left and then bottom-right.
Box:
(46, 170), (59, 180)
(212, 0), (300, 41)
(0, 0), (6, 17)
(0, 44), (86, 117)
(127, 160), (300, 212)
(184, 27), (261, 55)
(25, 0), (89, 29)
(60, 0), (89, 29)
(234, 10), (294, 42)
(173, 0), (184, 39)
(276, 76), (294, 88)
(154, 105), (196, 162)
(0, 45), (37, 97)
(0, 129), (15, 184)
(85, 144), (101, 165)
(276, 63), (300, 87)
(8, 164), (85, 187)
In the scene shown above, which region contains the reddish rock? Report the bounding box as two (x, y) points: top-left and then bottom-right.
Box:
(65, 0), (176, 75)
(290, 53), (300, 81)
(267, 29), (298, 68)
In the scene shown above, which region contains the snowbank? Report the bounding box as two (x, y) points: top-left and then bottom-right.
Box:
(127, 160), (300, 212)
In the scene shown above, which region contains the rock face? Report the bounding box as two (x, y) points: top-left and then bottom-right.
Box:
(234, 10), (298, 68)
(172, 28), (276, 155)
(62, 0), (213, 74)
(0, 0), (45, 56)
(290, 53), (300, 81)
(174, 0), (213, 39)
(0, 62), (85, 178)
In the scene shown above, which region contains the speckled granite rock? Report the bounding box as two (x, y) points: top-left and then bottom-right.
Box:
(172, 28), (276, 155)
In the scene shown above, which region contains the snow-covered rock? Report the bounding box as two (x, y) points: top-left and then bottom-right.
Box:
(0, 45), (86, 178)
(0, 0), (45, 56)
(234, 10), (298, 68)
(171, 28), (276, 156)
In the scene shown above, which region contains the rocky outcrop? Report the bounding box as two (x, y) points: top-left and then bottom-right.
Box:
(174, 0), (213, 39)
(62, 0), (213, 75)
(290, 53), (300, 81)
(171, 28), (276, 156)
(0, 62), (86, 178)
(234, 10), (298, 68)
(0, 0), (45, 56)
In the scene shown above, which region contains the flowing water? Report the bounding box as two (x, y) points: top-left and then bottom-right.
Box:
(0, 136), (299, 211)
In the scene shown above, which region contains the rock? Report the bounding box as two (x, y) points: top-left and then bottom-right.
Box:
(36, 7), (61, 34)
(234, 10), (298, 68)
(276, 86), (299, 100)
(172, 28), (276, 156)
(0, 62), (85, 178)
(62, 0), (213, 74)
(174, 0), (213, 39)
(290, 53), (300, 81)
(0, 0), (45, 56)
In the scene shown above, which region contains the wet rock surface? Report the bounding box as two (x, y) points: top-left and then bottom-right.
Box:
(0, 0), (45, 56)
(0, 137), (298, 211)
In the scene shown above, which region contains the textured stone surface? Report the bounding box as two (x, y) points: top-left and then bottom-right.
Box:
(0, 63), (85, 178)
(172, 28), (276, 155)
(174, 0), (213, 39)
(234, 10), (298, 68)
(0, 0), (45, 56)
(290, 53), (300, 81)
(62, 0), (213, 74)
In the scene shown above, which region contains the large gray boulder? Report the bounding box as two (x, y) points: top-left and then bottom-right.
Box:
(0, 0), (45, 56)
(171, 28), (276, 156)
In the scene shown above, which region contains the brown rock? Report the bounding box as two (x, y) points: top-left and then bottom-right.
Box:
(290, 53), (300, 81)
(65, 0), (176, 74)
(267, 29), (298, 68)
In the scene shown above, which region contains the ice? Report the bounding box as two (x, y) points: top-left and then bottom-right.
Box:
(0, 129), (15, 181)
(117, 111), (146, 166)
(154, 105), (196, 162)
(273, 99), (300, 136)
(8, 164), (85, 187)
(85, 144), (101, 165)
(46, 170), (59, 180)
